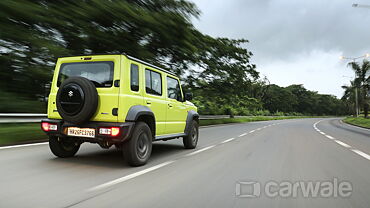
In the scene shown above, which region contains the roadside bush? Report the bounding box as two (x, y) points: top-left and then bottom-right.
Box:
(273, 111), (285, 116)
(252, 109), (271, 116)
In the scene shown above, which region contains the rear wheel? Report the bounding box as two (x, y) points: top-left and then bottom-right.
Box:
(122, 122), (152, 166)
(183, 120), (199, 149)
(49, 136), (80, 158)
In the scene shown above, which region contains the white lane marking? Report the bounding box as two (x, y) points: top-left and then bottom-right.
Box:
(325, 135), (335, 140)
(314, 119), (370, 162)
(313, 120), (323, 129)
(221, 138), (235, 144)
(186, 145), (216, 156)
(88, 160), (175, 192)
(89, 122), (278, 192)
(319, 132), (326, 135)
(0, 142), (48, 150)
(334, 140), (352, 148)
(352, 149), (370, 160)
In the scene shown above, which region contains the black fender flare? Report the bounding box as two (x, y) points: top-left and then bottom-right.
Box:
(125, 105), (155, 122)
(125, 105), (156, 137)
(184, 110), (199, 135)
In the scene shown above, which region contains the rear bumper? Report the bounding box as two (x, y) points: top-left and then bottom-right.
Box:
(41, 119), (135, 143)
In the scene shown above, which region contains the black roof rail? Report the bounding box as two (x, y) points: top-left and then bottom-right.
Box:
(59, 53), (121, 58)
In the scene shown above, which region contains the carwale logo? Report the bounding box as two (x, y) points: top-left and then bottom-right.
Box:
(236, 181), (261, 198)
(236, 178), (352, 198)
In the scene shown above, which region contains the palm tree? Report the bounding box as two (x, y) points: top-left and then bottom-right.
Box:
(341, 81), (357, 115)
(347, 60), (370, 118)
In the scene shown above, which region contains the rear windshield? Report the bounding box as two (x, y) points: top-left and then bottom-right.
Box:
(57, 61), (114, 88)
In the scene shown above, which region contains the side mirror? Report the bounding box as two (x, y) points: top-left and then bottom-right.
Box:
(184, 92), (193, 101)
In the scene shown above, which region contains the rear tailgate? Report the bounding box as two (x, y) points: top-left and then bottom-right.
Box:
(48, 55), (121, 122)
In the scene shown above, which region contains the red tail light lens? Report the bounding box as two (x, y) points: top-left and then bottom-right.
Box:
(41, 122), (57, 131)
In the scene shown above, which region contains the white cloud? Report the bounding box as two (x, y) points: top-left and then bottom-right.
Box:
(191, 0), (370, 97)
(258, 50), (355, 97)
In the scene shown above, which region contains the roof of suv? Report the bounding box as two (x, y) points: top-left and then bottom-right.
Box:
(59, 53), (177, 76)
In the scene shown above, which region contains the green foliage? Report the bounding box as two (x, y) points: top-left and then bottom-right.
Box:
(343, 60), (370, 118)
(0, 90), (46, 113)
(262, 84), (296, 113)
(262, 84), (348, 116)
(341, 81), (356, 115)
(0, 0), (349, 116)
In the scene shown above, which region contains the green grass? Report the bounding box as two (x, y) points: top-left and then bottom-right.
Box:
(0, 123), (47, 146)
(199, 116), (315, 126)
(343, 117), (370, 129)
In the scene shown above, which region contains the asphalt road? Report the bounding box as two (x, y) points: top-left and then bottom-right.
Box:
(1, 118), (370, 208)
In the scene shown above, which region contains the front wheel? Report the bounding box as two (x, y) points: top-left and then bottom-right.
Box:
(122, 122), (153, 166)
(49, 136), (80, 158)
(183, 120), (199, 149)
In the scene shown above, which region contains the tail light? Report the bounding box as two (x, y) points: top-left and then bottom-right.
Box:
(99, 127), (120, 136)
(41, 122), (58, 131)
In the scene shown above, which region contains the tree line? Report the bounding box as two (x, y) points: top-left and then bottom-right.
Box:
(0, 0), (350, 116)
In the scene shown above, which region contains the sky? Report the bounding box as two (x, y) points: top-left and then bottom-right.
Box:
(191, 0), (370, 98)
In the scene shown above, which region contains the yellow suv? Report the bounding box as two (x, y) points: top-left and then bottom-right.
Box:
(41, 54), (199, 166)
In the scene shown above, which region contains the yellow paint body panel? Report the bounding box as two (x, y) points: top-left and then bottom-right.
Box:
(47, 55), (197, 136)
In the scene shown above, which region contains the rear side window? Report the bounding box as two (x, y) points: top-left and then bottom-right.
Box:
(167, 76), (182, 101)
(145, 69), (162, 96)
(130, 64), (139, 91)
(58, 61), (114, 88)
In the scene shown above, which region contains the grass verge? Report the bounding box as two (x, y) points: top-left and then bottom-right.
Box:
(199, 116), (314, 126)
(0, 123), (47, 146)
(343, 117), (370, 129)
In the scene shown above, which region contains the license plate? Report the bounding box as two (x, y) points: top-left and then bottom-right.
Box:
(67, 127), (95, 138)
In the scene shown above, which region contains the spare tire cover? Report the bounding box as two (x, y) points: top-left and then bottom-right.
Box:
(56, 77), (98, 124)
